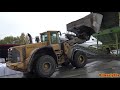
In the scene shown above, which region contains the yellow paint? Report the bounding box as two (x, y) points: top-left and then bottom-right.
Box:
(6, 61), (25, 71)
(25, 42), (48, 58)
(7, 31), (63, 71)
(51, 44), (60, 51)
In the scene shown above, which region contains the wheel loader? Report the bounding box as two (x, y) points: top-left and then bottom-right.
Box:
(6, 13), (103, 78)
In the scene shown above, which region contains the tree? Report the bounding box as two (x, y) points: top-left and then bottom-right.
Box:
(0, 36), (14, 44)
(0, 33), (26, 44)
(0, 39), (6, 44)
(13, 36), (20, 44)
(19, 33), (26, 44)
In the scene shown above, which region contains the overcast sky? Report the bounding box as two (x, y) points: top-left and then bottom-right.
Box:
(0, 12), (90, 40)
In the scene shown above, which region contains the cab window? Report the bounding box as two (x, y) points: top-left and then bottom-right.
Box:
(51, 32), (59, 44)
(41, 33), (48, 42)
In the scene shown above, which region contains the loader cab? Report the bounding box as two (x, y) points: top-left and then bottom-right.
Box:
(40, 31), (61, 50)
(40, 31), (61, 44)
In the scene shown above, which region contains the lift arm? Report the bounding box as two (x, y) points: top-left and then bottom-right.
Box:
(63, 13), (103, 58)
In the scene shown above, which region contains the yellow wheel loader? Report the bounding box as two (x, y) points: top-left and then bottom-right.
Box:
(6, 13), (103, 78)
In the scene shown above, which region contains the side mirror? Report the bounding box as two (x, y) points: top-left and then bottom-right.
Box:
(35, 36), (40, 43)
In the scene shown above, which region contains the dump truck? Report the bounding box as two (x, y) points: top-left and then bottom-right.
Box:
(6, 13), (103, 78)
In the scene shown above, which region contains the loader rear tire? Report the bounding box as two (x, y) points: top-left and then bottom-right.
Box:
(36, 55), (56, 78)
(71, 51), (87, 68)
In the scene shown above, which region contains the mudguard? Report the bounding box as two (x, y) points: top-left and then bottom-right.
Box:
(27, 46), (57, 72)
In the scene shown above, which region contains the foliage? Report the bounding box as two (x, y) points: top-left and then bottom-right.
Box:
(0, 33), (26, 44)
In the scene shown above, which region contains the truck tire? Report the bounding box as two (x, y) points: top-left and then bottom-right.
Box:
(36, 55), (56, 78)
(71, 51), (87, 68)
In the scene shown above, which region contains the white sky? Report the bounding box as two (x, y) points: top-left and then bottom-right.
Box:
(0, 12), (90, 40)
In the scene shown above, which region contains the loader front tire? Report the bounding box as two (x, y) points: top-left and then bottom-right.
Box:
(36, 55), (56, 78)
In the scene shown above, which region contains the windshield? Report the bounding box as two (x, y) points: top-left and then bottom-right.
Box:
(41, 33), (48, 42)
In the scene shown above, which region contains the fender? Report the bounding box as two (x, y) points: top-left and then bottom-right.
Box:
(27, 46), (57, 72)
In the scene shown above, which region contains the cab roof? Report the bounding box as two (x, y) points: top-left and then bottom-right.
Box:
(40, 30), (60, 34)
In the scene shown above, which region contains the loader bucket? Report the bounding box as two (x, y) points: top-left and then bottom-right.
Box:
(67, 13), (103, 37)
(92, 12), (119, 30)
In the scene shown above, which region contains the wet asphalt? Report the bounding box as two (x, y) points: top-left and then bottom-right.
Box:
(0, 58), (120, 78)
(51, 59), (120, 78)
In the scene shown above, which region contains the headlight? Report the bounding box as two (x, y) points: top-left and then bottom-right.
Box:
(10, 48), (12, 51)
(8, 48), (12, 51)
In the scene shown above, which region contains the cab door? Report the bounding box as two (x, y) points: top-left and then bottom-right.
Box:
(49, 32), (61, 51)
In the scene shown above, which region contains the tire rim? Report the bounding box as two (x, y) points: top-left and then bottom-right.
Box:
(42, 62), (51, 72)
(78, 55), (85, 64)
